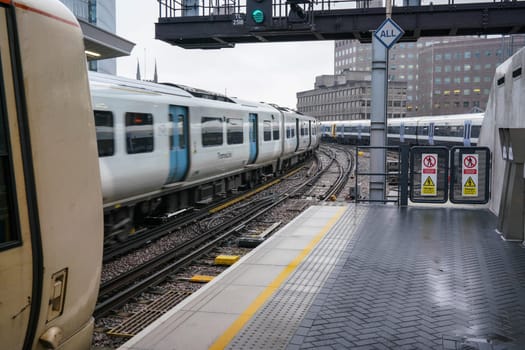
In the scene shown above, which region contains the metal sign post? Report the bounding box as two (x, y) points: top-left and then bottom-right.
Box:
(369, 18), (404, 202)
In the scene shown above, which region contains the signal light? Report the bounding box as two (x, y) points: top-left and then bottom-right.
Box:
(246, 0), (272, 27)
(252, 9), (264, 24)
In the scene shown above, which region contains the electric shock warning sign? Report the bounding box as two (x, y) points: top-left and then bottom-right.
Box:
(462, 154), (478, 197)
(421, 153), (438, 196)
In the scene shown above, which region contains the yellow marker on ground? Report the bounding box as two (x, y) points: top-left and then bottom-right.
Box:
(214, 255), (240, 266)
(209, 207), (346, 350)
(189, 275), (214, 283)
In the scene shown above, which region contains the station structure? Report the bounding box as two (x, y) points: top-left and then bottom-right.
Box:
(17, 1), (503, 348)
(114, 2), (525, 347)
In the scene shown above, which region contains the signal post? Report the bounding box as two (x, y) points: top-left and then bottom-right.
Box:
(369, 15), (404, 202)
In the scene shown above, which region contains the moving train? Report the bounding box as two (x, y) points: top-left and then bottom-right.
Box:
(0, 1), (319, 349)
(91, 73), (319, 242)
(320, 113), (484, 147)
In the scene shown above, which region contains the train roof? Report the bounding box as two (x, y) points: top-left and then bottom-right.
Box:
(319, 113), (485, 126)
(89, 72), (193, 99)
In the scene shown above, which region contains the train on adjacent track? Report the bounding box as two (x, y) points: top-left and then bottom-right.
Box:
(91, 73), (319, 243)
(320, 113), (484, 147)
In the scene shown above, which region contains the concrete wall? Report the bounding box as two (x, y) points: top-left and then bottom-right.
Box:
(478, 47), (525, 215)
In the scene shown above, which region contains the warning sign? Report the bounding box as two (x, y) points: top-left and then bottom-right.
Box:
(421, 153), (438, 196)
(422, 176), (436, 195)
(462, 154), (478, 197)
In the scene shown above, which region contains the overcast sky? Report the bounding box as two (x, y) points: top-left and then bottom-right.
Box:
(115, 0), (334, 109)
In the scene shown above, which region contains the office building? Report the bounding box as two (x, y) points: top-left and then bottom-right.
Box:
(296, 70), (407, 122)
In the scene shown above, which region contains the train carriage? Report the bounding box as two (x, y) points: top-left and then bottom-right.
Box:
(324, 113), (484, 147)
(0, 1), (103, 349)
(90, 73), (318, 242)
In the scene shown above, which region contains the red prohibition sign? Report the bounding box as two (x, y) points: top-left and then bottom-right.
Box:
(464, 155), (477, 168)
(423, 155), (437, 168)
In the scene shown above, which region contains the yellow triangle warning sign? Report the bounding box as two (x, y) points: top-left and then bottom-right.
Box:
(423, 176), (435, 187)
(464, 176), (476, 188)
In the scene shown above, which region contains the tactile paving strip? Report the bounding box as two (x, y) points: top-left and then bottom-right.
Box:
(227, 205), (367, 350)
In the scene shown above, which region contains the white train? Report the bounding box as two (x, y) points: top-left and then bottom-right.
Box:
(320, 113), (484, 147)
(90, 73), (319, 242)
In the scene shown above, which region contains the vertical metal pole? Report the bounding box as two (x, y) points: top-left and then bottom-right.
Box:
(369, 34), (388, 202)
(400, 144), (409, 206)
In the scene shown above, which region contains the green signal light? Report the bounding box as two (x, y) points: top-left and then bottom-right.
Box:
(251, 9), (264, 24)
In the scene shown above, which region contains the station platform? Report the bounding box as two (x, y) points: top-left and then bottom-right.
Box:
(119, 204), (525, 350)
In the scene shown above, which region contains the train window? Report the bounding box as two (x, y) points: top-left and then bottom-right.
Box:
(202, 117), (223, 146)
(263, 121), (271, 141)
(286, 127), (291, 139)
(405, 126), (417, 135)
(301, 126), (307, 136)
(388, 126), (400, 134)
(176, 115), (185, 148)
(227, 118), (243, 145)
(291, 128), (295, 138)
(126, 113), (154, 154)
(0, 107), (18, 248)
(471, 125), (481, 138)
(94, 110), (114, 157)
(434, 126), (449, 136)
(272, 124), (280, 140)
(169, 113), (186, 150)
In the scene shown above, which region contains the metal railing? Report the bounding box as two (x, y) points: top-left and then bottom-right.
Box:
(158, 0), (518, 19)
(354, 145), (405, 205)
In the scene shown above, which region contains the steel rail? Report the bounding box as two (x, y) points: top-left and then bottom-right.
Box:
(95, 160), (326, 318)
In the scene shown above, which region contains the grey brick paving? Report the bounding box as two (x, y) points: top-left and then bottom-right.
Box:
(227, 206), (525, 349)
(285, 206), (525, 350)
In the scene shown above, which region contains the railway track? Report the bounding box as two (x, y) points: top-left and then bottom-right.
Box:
(305, 144), (355, 201)
(95, 157), (328, 318)
(93, 148), (360, 348)
(102, 164), (307, 263)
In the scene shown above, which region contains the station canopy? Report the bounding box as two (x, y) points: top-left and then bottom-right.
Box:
(79, 19), (135, 61)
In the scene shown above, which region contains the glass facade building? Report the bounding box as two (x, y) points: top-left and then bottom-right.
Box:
(60, 0), (119, 75)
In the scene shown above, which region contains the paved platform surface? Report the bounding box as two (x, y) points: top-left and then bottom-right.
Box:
(120, 205), (525, 350)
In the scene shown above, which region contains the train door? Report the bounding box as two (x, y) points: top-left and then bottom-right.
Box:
(399, 122), (405, 143)
(428, 122), (435, 145)
(308, 121), (312, 147)
(167, 105), (189, 183)
(0, 6), (39, 348)
(464, 120), (472, 146)
(295, 118), (300, 150)
(248, 113), (258, 164)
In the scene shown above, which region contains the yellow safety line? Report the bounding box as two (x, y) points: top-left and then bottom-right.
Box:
(209, 206), (347, 350)
(209, 179), (281, 214)
(209, 166), (305, 214)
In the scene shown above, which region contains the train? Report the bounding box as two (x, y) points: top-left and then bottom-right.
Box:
(91, 73), (319, 243)
(0, 1), (103, 350)
(320, 113), (484, 147)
